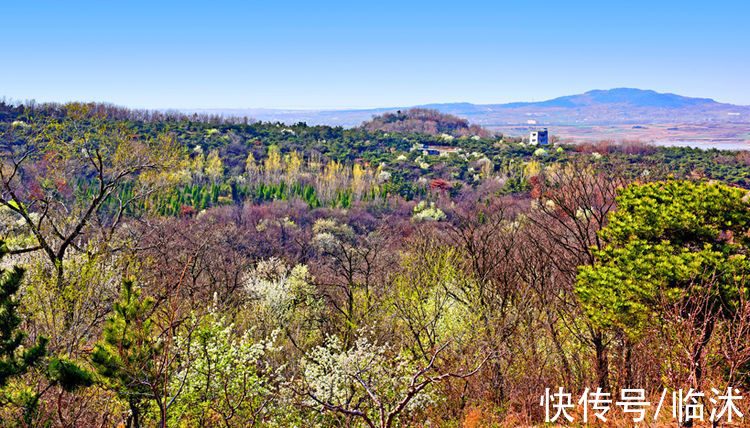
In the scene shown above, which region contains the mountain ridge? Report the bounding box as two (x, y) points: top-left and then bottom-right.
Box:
(182, 88), (750, 128)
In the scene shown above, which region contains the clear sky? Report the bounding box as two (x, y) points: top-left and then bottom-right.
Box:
(2, 0), (749, 109)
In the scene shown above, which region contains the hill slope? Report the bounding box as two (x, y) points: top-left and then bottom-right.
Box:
(360, 108), (493, 138)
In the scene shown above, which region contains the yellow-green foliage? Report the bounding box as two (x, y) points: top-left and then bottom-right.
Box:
(576, 180), (750, 337)
(390, 245), (480, 357)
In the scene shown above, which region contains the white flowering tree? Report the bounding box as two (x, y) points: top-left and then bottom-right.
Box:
(411, 201), (446, 222)
(245, 259), (314, 322)
(244, 258), (325, 348)
(169, 312), (280, 427)
(299, 335), (489, 428)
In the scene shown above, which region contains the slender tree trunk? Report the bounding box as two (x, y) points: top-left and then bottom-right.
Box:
(682, 319), (715, 428)
(624, 337), (634, 389)
(128, 401), (140, 428)
(548, 319), (573, 387)
(593, 332), (609, 391)
(691, 318), (715, 390)
(488, 357), (505, 404)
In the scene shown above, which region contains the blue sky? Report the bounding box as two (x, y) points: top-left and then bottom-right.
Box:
(2, 0), (749, 109)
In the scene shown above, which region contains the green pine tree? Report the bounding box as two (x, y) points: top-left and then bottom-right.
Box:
(0, 242), (47, 392)
(0, 240), (93, 421)
(91, 279), (166, 428)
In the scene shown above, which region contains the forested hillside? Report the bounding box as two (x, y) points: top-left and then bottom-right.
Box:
(0, 101), (749, 426)
(359, 108), (494, 138)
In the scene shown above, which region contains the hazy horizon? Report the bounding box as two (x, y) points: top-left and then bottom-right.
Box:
(5, 86), (750, 113)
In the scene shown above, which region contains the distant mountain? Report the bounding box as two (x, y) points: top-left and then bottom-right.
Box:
(497, 88), (718, 109)
(183, 88), (750, 127)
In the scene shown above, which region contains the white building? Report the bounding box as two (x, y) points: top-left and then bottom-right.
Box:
(529, 128), (549, 145)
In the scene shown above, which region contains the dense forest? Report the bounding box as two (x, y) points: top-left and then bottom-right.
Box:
(0, 101), (749, 426)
